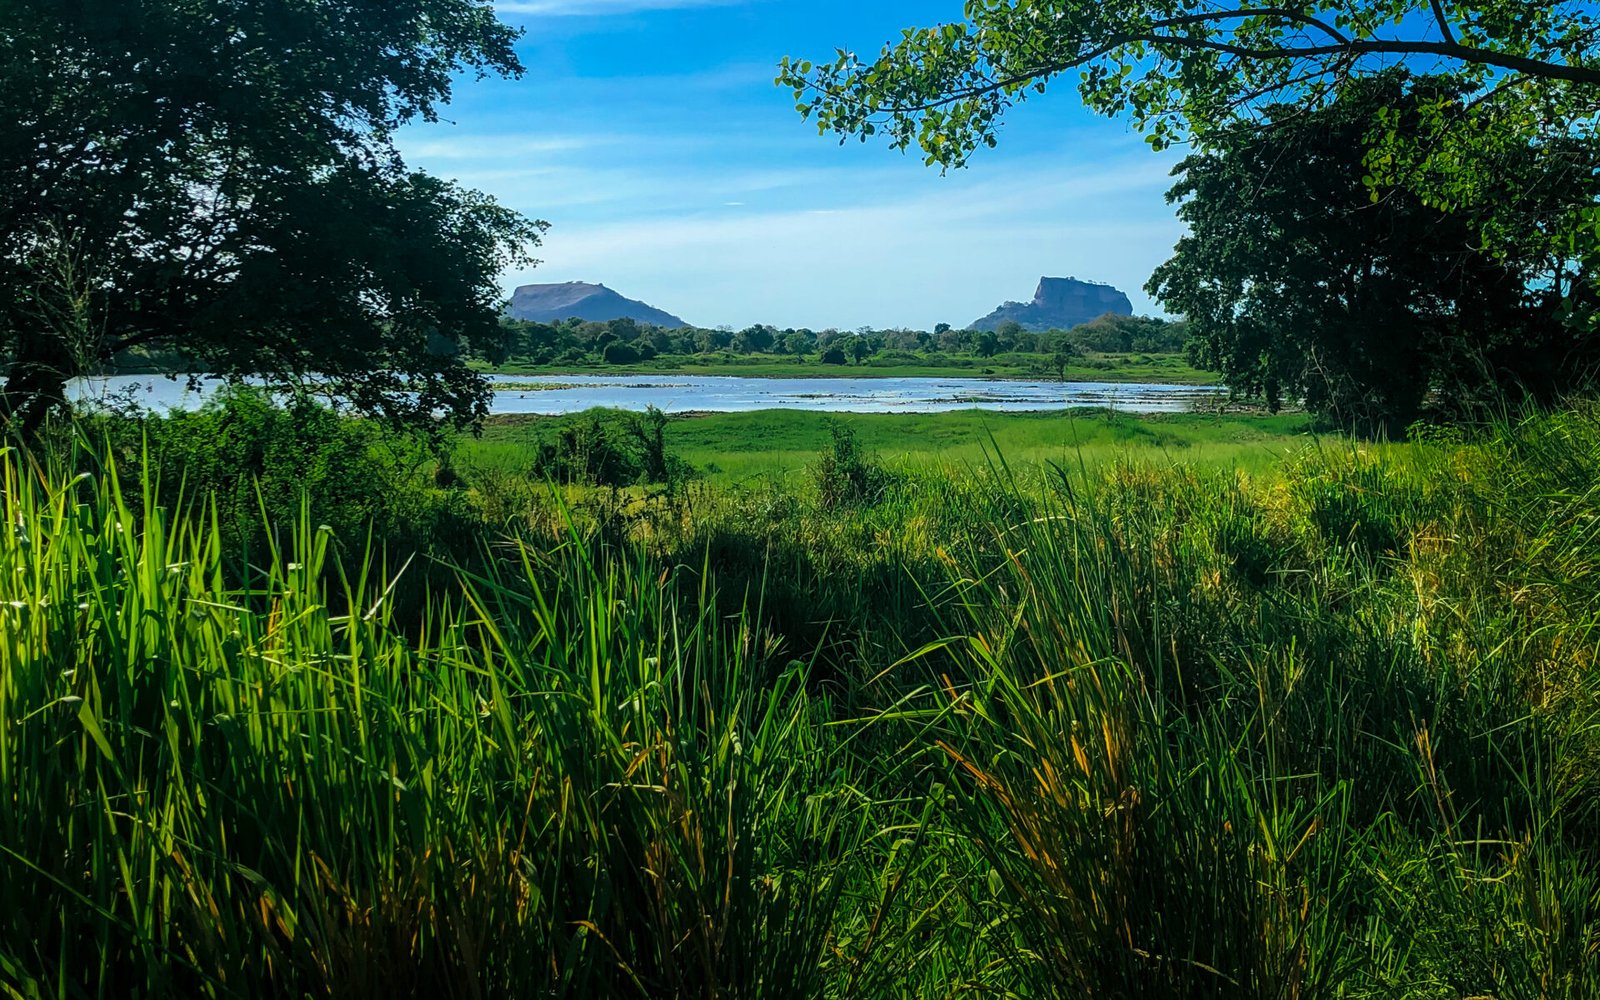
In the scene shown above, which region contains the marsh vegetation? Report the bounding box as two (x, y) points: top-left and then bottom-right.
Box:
(4, 398), (1599, 996)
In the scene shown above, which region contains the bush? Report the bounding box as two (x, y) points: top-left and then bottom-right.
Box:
(530, 406), (693, 488)
(812, 421), (897, 509)
(1295, 457), (1417, 565)
(869, 349), (920, 365)
(80, 385), (446, 552)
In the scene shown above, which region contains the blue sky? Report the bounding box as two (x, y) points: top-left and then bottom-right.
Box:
(397, 0), (1187, 330)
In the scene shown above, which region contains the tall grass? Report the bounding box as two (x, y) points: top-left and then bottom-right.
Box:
(4, 404), (1600, 996)
(888, 409), (1600, 997)
(0, 443), (865, 996)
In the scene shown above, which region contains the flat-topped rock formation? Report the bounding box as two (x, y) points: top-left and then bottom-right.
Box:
(507, 281), (688, 328)
(971, 277), (1134, 332)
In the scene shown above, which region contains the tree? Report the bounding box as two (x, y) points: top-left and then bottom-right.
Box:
(606, 317), (642, 343)
(848, 336), (873, 364)
(1050, 347), (1079, 382)
(882, 328), (921, 352)
(2, 0), (544, 435)
(780, 1), (1600, 165)
(602, 342), (642, 366)
(820, 346), (849, 365)
(733, 324), (777, 354)
(1065, 315), (1188, 354)
(695, 328), (734, 353)
(994, 319), (1025, 352)
(780, 330), (817, 356)
(778, 1), (1600, 286)
(1149, 73), (1599, 430)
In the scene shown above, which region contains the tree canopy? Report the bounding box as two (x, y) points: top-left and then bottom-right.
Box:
(1151, 72), (1600, 429)
(780, 1), (1600, 418)
(779, 2), (1600, 271)
(779, 1), (1600, 166)
(1, 0), (543, 434)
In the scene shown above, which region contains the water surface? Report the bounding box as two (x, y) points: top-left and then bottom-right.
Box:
(71, 373), (1224, 415)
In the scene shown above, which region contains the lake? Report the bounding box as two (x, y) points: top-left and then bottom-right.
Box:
(70, 373), (1225, 415)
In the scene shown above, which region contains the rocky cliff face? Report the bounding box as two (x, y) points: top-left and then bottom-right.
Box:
(970, 277), (1134, 332)
(506, 282), (689, 328)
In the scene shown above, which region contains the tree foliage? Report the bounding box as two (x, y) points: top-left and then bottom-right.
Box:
(779, 0), (1600, 166)
(527, 407), (691, 488)
(1151, 73), (1600, 430)
(781, 2), (1600, 418)
(486, 313), (1188, 370)
(778, 1), (1600, 289)
(1, 0), (544, 434)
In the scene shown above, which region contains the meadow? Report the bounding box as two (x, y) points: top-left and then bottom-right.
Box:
(465, 408), (1315, 483)
(479, 349), (1220, 385)
(3, 397), (1598, 997)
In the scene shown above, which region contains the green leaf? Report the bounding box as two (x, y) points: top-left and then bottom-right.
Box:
(78, 699), (114, 761)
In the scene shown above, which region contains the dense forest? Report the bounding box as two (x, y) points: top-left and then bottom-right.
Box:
(477, 311), (1190, 367)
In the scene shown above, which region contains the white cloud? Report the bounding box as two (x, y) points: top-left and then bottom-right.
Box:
(402, 134), (609, 161)
(395, 103), (1186, 329)
(495, 0), (738, 15)
(507, 156), (1185, 329)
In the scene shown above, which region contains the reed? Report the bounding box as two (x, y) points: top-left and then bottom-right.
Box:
(0, 441), (866, 996)
(3, 404), (1598, 996)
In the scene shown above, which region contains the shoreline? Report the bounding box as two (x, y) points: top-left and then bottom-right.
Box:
(96, 357), (1221, 387)
(482, 400), (1282, 429)
(476, 358), (1219, 386)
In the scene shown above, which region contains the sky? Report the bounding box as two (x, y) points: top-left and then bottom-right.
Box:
(397, 0), (1189, 331)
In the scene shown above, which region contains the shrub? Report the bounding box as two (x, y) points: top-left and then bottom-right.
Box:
(813, 422), (897, 509)
(80, 385), (445, 552)
(530, 407), (693, 488)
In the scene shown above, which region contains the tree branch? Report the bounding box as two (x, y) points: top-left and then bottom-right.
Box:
(1429, 0), (1459, 45)
(827, 30), (1600, 118)
(1148, 8), (1351, 45)
(804, 4), (1600, 124)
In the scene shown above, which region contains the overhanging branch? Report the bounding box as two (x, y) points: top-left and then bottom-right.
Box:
(809, 12), (1600, 117)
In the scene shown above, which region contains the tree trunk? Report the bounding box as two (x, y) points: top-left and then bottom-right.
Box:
(1, 332), (77, 438)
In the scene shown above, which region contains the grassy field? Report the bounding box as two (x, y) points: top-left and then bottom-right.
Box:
(4, 399), (1599, 996)
(480, 349), (1220, 385)
(465, 408), (1318, 483)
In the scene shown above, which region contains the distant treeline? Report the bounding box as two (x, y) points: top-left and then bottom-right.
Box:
(85, 313), (1189, 378)
(472, 313), (1188, 367)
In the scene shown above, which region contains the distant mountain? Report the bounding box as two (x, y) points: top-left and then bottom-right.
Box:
(506, 281), (688, 328)
(970, 277), (1134, 332)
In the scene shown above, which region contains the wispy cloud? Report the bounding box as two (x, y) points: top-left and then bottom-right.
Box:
(397, 1), (1188, 330)
(495, 0), (739, 15)
(508, 156), (1184, 329)
(402, 134), (610, 161)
